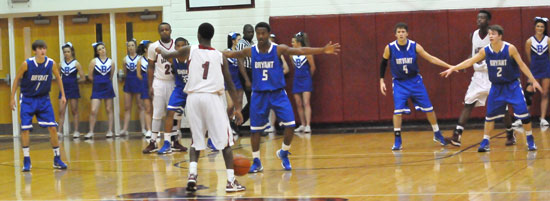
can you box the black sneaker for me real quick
[172,140,188,152]
[187,174,198,192]
[449,129,462,147]
[505,130,516,146]
[142,141,158,154]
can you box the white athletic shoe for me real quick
[265,126,275,133]
[304,125,311,133]
[145,130,152,138]
[541,118,549,127]
[294,125,305,133]
[106,131,113,138]
[72,131,80,138]
[119,130,128,136]
[141,128,147,135]
[84,132,94,139]
[512,119,522,127]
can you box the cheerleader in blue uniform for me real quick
[137,40,153,137]
[85,42,116,139]
[525,17,550,127]
[291,32,315,133]
[120,40,144,136]
[58,42,86,139]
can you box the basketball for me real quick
[233,155,251,176]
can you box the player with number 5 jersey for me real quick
[379,22,453,151]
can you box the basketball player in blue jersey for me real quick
[524,17,550,127]
[120,40,144,136]
[160,37,189,154]
[441,25,542,152]
[58,42,85,139]
[223,22,340,172]
[10,40,68,171]
[380,22,452,150]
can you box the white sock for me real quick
[189,162,198,175]
[151,132,159,141]
[394,128,401,132]
[53,147,60,156]
[164,132,172,141]
[281,143,291,151]
[22,147,30,157]
[227,169,235,182]
[252,151,260,159]
[526,130,533,136]
[483,135,490,139]
[456,125,464,130]
[432,124,440,132]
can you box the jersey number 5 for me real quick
[262,70,268,81]
[202,62,210,80]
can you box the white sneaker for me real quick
[304,125,311,133]
[265,126,275,133]
[141,128,147,135]
[106,131,113,138]
[294,125,305,133]
[145,130,152,138]
[72,131,80,138]
[57,132,63,137]
[512,119,522,127]
[119,130,128,136]
[84,132,94,139]
[541,118,549,127]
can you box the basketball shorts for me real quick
[20,95,57,130]
[464,71,491,107]
[186,93,234,150]
[167,87,187,114]
[250,89,296,132]
[392,74,433,115]
[152,79,175,119]
[486,80,529,122]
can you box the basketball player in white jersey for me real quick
[158,22,245,192]
[142,22,187,154]
[445,10,515,146]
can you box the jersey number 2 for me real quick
[164,64,171,75]
[202,62,210,80]
[497,67,502,77]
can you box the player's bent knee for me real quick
[521,118,531,125]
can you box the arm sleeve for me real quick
[380,58,388,78]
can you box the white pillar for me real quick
[8,17,19,137]
[58,15,70,137]
[110,12,121,135]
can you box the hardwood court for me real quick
[0,128,549,200]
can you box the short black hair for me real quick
[32,40,47,51]
[175,37,188,45]
[137,43,150,55]
[394,22,408,32]
[243,24,253,32]
[198,23,215,40]
[158,22,171,32]
[488,24,504,35]
[479,10,492,20]
[255,22,271,33]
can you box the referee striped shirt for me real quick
[236,38,254,69]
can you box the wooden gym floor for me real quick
[0,128,549,200]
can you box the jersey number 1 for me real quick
[202,62,210,80]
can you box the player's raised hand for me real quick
[380,79,387,96]
[323,41,341,55]
[531,79,543,93]
[234,111,243,125]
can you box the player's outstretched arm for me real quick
[222,56,243,125]
[157,46,191,61]
[222,47,252,59]
[379,45,390,96]
[279,41,340,56]
[440,49,486,77]
[10,61,28,110]
[510,44,542,92]
[416,44,451,68]
[52,61,66,106]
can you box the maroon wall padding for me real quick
[410,10,452,120]
[269,6,549,124]
[520,6,550,117]
[269,16,305,123]
[375,12,414,121]
[447,9,485,118]
[339,13,379,121]
[304,15,343,123]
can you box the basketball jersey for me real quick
[140,56,148,72]
[389,40,419,80]
[172,58,189,88]
[93,57,112,83]
[148,40,175,81]
[472,29,490,71]
[184,45,224,94]
[530,35,550,66]
[251,43,285,91]
[60,59,78,85]
[21,57,53,97]
[292,55,311,78]
[484,42,519,84]
[125,55,139,78]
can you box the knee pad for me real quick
[521,118,531,125]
